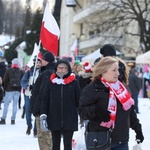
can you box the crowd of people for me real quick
[0,44,145,150]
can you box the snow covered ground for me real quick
[0,97,149,150]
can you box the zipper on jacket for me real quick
[61,84,64,129]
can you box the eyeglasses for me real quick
[57,67,68,71]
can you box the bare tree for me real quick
[98,0,150,53]
[3,0,25,37]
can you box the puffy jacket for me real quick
[40,59,81,131]
[78,79,142,143]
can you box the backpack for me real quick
[9,68,22,87]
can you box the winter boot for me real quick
[26,125,32,135]
[11,120,15,125]
[21,107,25,119]
[33,130,37,138]
[0,119,6,124]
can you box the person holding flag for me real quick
[30,52,56,150]
[21,56,42,137]
[30,3,60,149]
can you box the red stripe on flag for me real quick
[38,52,43,60]
[40,22,58,56]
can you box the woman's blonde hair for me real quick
[92,56,118,81]
[72,64,83,75]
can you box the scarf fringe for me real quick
[100,120,114,128]
[122,98,134,110]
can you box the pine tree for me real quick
[24,8,43,55]
[0,0,4,34]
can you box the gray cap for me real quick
[12,58,20,66]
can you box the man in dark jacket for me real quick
[129,68,141,113]
[30,52,55,150]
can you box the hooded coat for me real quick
[40,59,81,131]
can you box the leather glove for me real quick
[29,85,33,91]
[40,114,48,132]
[136,130,144,143]
[95,103,110,122]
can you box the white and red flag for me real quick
[40,5,60,56]
[70,38,78,57]
[27,43,42,68]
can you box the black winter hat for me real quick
[42,52,55,63]
[94,57,101,65]
[100,44,116,57]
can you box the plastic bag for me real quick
[72,126,86,150]
[133,143,142,150]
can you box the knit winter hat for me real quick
[100,44,116,57]
[74,59,80,65]
[42,52,55,63]
[11,58,20,66]
[84,62,92,73]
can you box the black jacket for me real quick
[128,72,141,95]
[40,59,81,131]
[30,62,55,116]
[3,67,24,92]
[78,79,142,143]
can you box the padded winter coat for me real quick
[78,79,142,144]
[40,59,81,131]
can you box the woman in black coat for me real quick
[40,59,81,150]
[78,57,144,150]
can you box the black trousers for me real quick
[51,130,74,150]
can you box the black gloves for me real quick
[136,130,144,143]
[95,103,110,122]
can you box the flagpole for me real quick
[32,41,41,86]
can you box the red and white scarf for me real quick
[100,77,134,129]
[50,73,75,85]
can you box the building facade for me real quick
[59,0,141,61]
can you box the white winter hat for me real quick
[84,62,92,73]
[12,58,20,66]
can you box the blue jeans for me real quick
[2,91,20,120]
[111,142,128,150]
[24,95,36,131]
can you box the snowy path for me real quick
[0,97,149,150]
